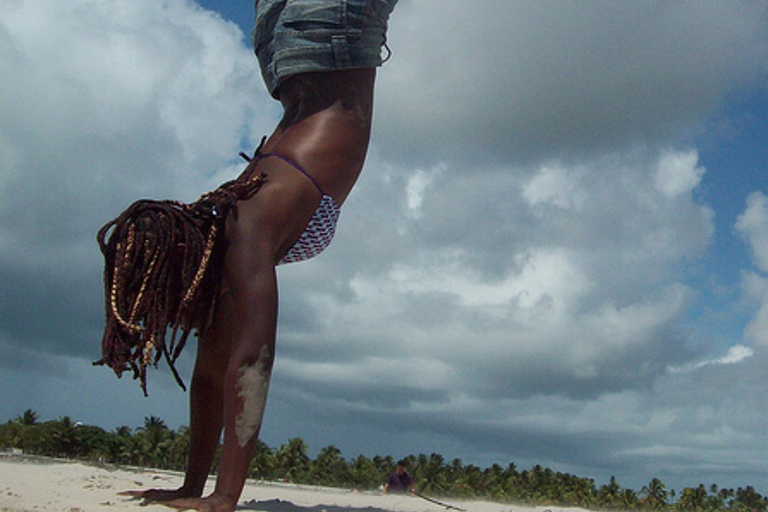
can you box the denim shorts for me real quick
[253,0,398,98]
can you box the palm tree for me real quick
[74,424,109,461]
[555,473,597,507]
[50,416,79,458]
[16,409,39,426]
[418,453,449,495]
[0,420,23,450]
[447,459,475,498]
[349,454,378,490]
[166,425,190,471]
[482,464,509,501]
[312,445,349,487]
[641,477,669,509]
[620,488,639,509]
[598,475,623,508]
[103,425,138,465]
[468,464,488,496]
[717,487,736,510]
[678,484,709,512]
[137,416,171,467]
[249,440,276,480]
[276,437,310,482]
[732,486,767,512]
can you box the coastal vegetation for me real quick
[1,410,765,512]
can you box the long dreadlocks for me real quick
[95,145,267,395]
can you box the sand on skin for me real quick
[0,454,587,512]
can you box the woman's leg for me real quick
[165,68,377,512]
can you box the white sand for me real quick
[0,454,585,512]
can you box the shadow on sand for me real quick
[239,498,394,512]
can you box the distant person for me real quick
[383,460,414,494]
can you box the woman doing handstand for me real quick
[108,1,399,511]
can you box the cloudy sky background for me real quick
[3,0,768,494]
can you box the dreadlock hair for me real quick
[95,143,268,395]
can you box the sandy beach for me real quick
[0,454,585,512]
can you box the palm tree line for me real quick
[1,410,765,512]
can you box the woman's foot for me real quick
[165,493,237,512]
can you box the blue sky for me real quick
[2,0,768,497]
[685,92,768,341]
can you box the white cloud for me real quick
[736,192,768,347]
[522,164,588,212]
[276,146,713,405]
[670,344,755,373]
[385,246,590,312]
[405,164,443,220]
[654,150,705,197]
[716,345,754,365]
[741,272,768,348]
[736,191,768,272]
[378,0,768,162]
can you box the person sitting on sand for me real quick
[383,460,414,494]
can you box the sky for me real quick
[2,0,768,496]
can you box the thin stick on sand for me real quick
[412,491,467,511]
